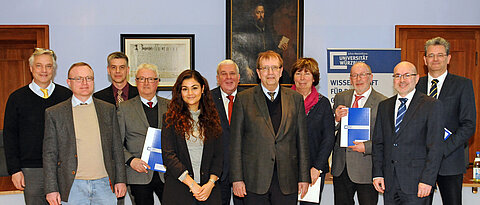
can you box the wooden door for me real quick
[0,25,49,191]
[396,25,480,164]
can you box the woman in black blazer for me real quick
[291,58,335,204]
[162,70,223,205]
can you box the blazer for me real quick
[416,73,476,175]
[306,94,335,174]
[161,114,223,205]
[331,88,387,184]
[43,98,126,202]
[229,85,310,195]
[117,95,170,184]
[93,83,139,105]
[211,86,245,182]
[372,91,444,194]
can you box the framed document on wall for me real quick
[121,34,194,90]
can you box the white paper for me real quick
[298,177,321,203]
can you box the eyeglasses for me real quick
[426,53,447,59]
[392,73,417,79]
[258,65,281,72]
[68,76,94,82]
[350,73,371,78]
[33,48,57,60]
[136,77,159,83]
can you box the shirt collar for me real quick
[353,86,372,98]
[428,70,448,84]
[140,95,158,107]
[71,95,93,107]
[220,88,237,100]
[396,88,416,102]
[261,84,280,100]
[112,83,129,98]
[29,80,55,98]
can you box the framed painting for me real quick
[120,34,194,90]
[227,0,304,85]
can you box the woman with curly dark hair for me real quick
[161,70,223,205]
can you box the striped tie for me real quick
[428,79,439,98]
[395,98,408,133]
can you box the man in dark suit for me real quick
[372,61,444,204]
[230,50,310,205]
[94,52,138,106]
[117,63,170,205]
[43,62,127,205]
[332,62,386,205]
[211,59,244,205]
[416,37,476,205]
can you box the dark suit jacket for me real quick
[306,94,335,174]
[332,88,387,184]
[93,83,138,105]
[416,73,476,175]
[230,85,310,195]
[372,91,444,194]
[161,114,223,205]
[211,86,245,182]
[43,98,126,202]
[117,95,169,184]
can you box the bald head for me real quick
[393,61,419,97]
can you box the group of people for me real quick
[2,36,475,205]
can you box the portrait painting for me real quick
[227,0,304,85]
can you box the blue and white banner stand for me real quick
[327,48,401,105]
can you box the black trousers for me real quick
[384,170,432,205]
[129,171,164,205]
[333,167,378,205]
[219,178,244,205]
[244,167,297,205]
[434,174,463,205]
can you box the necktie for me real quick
[395,98,408,133]
[40,88,48,99]
[147,102,153,108]
[227,95,234,125]
[429,79,439,98]
[352,95,364,108]
[80,103,88,105]
[267,92,276,102]
[116,89,124,107]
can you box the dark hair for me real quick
[291,58,320,86]
[165,70,222,141]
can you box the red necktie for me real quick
[352,95,364,108]
[227,95,234,124]
[147,102,153,108]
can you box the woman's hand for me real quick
[194,181,215,201]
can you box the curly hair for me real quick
[165,70,222,141]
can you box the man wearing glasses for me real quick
[372,61,444,204]
[117,63,170,205]
[230,50,310,204]
[332,62,386,205]
[416,37,476,205]
[94,52,138,107]
[3,48,72,204]
[43,62,127,204]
